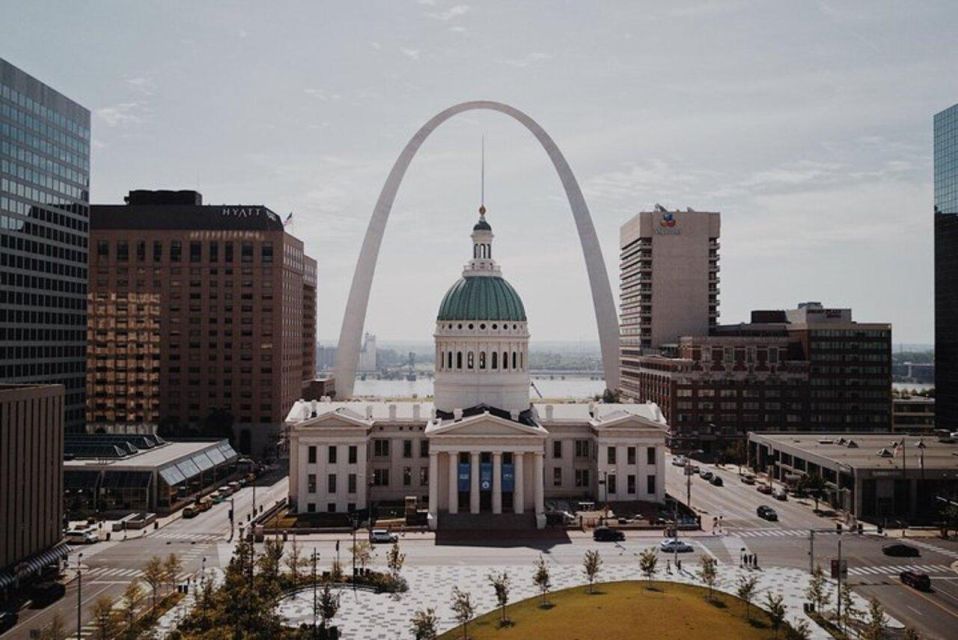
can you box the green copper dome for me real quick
[437,276,526,322]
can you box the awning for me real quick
[15,542,70,579]
[176,457,201,480]
[159,464,186,486]
[0,570,14,590]
[192,452,214,472]
[217,441,238,461]
[206,447,226,465]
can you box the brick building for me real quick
[87,190,316,455]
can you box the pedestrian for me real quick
[666,559,672,574]
[676,558,682,572]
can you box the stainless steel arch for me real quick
[333,100,620,398]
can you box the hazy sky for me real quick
[4,1,955,346]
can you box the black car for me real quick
[900,571,931,591]
[0,611,18,633]
[756,505,778,521]
[883,543,920,558]
[700,471,714,481]
[30,581,66,607]
[709,475,724,487]
[593,527,625,542]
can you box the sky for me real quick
[3,0,955,347]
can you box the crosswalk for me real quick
[906,539,958,560]
[848,563,955,577]
[728,528,810,538]
[151,531,223,543]
[83,566,193,583]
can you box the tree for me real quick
[284,537,308,583]
[40,612,67,640]
[532,555,551,606]
[861,597,888,640]
[798,473,827,511]
[698,556,718,601]
[786,619,811,640]
[386,541,406,582]
[318,582,340,630]
[638,548,658,584]
[736,574,758,621]
[410,608,438,640]
[90,595,119,640]
[330,559,344,582]
[764,592,787,639]
[164,552,183,593]
[487,571,512,625]
[838,581,861,631]
[804,565,830,615]
[351,540,373,571]
[583,550,602,594]
[121,578,144,629]
[903,628,922,640]
[142,556,166,610]
[941,503,958,538]
[451,587,475,640]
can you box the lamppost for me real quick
[76,552,84,640]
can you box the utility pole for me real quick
[685,460,692,510]
[76,552,83,640]
[311,549,318,639]
[836,537,843,634]
[808,530,815,575]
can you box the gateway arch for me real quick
[333,100,620,398]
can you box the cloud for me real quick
[498,52,552,68]
[95,102,147,127]
[125,76,156,95]
[400,48,421,61]
[426,4,470,20]
[304,88,341,101]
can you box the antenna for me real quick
[481,134,485,208]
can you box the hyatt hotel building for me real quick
[88,190,316,455]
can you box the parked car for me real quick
[709,475,724,487]
[757,484,773,495]
[900,571,931,591]
[593,527,625,542]
[740,475,756,485]
[211,491,224,504]
[883,543,920,558]
[30,582,66,608]
[672,456,687,467]
[228,481,242,493]
[218,485,233,496]
[0,612,18,633]
[659,538,694,553]
[773,489,788,501]
[369,529,398,544]
[756,505,778,521]
[700,471,713,481]
[183,505,199,518]
[65,529,98,544]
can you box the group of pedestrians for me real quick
[711,515,725,535]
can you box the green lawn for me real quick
[438,581,781,640]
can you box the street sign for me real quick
[830,559,848,579]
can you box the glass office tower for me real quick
[0,58,91,430]
[935,103,958,431]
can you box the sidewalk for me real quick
[150,567,225,639]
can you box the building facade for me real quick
[0,384,68,593]
[892,396,936,434]
[0,58,91,431]
[290,208,668,529]
[88,190,316,455]
[620,207,720,397]
[934,103,958,431]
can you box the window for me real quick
[348,445,358,464]
[209,241,219,262]
[607,474,617,495]
[96,240,109,258]
[647,475,656,495]
[403,439,413,458]
[190,241,202,262]
[553,467,562,486]
[241,242,253,263]
[328,446,337,464]
[153,240,162,262]
[347,473,357,494]
[607,446,616,465]
[136,240,146,261]
[307,473,316,493]
[420,440,429,458]
[403,467,412,486]
[373,439,390,457]
[307,446,316,464]
[307,503,316,513]
[171,240,182,262]
[627,447,636,465]
[552,441,562,459]
[419,467,429,487]
[467,352,474,369]
[575,469,590,488]
[261,241,273,263]
[574,440,590,458]
[373,469,390,486]
[327,503,336,513]
[628,475,636,494]
[224,242,233,263]
[646,447,656,465]
[327,474,337,493]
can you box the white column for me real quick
[470,451,481,514]
[447,450,459,514]
[492,451,503,514]
[513,452,525,514]
[534,451,545,515]
[428,451,438,529]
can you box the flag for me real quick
[893,439,904,457]
[284,212,293,225]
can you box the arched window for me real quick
[479,351,486,369]
[512,351,517,369]
[491,351,498,369]
[457,351,462,369]
[503,351,508,370]
[447,351,453,369]
[520,351,524,369]
[467,352,474,369]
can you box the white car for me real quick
[65,529,98,544]
[659,538,694,553]
[369,528,398,544]
[671,456,687,467]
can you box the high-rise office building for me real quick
[0,58,91,431]
[88,190,316,455]
[934,103,958,430]
[620,207,720,399]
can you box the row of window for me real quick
[96,239,273,264]
[439,349,524,372]
[555,468,656,494]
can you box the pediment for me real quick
[426,412,547,438]
[592,413,666,432]
[297,409,372,431]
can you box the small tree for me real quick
[284,537,308,583]
[736,574,758,621]
[583,550,602,594]
[939,503,958,538]
[90,595,119,640]
[861,597,888,640]
[638,548,658,585]
[532,555,551,606]
[142,556,166,610]
[410,608,438,640]
[698,556,718,601]
[164,552,183,593]
[330,559,344,582]
[838,581,861,631]
[451,587,475,640]
[800,473,827,511]
[40,612,67,640]
[351,540,373,571]
[318,582,340,630]
[804,565,830,615]
[903,627,922,640]
[121,578,144,629]
[487,571,512,625]
[764,592,787,639]
[387,541,406,582]
[786,619,811,640]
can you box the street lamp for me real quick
[76,552,84,640]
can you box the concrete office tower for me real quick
[934,103,958,430]
[620,208,720,397]
[88,190,316,456]
[0,58,91,431]
[0,384,67,591]
[358,333,377,372]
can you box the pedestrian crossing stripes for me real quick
[728,528,809,538]
[151,532,222,542]
[906,539,958,560]
[83,566,193,582]
[847,563,954,577]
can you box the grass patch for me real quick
[438,581,778,640]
